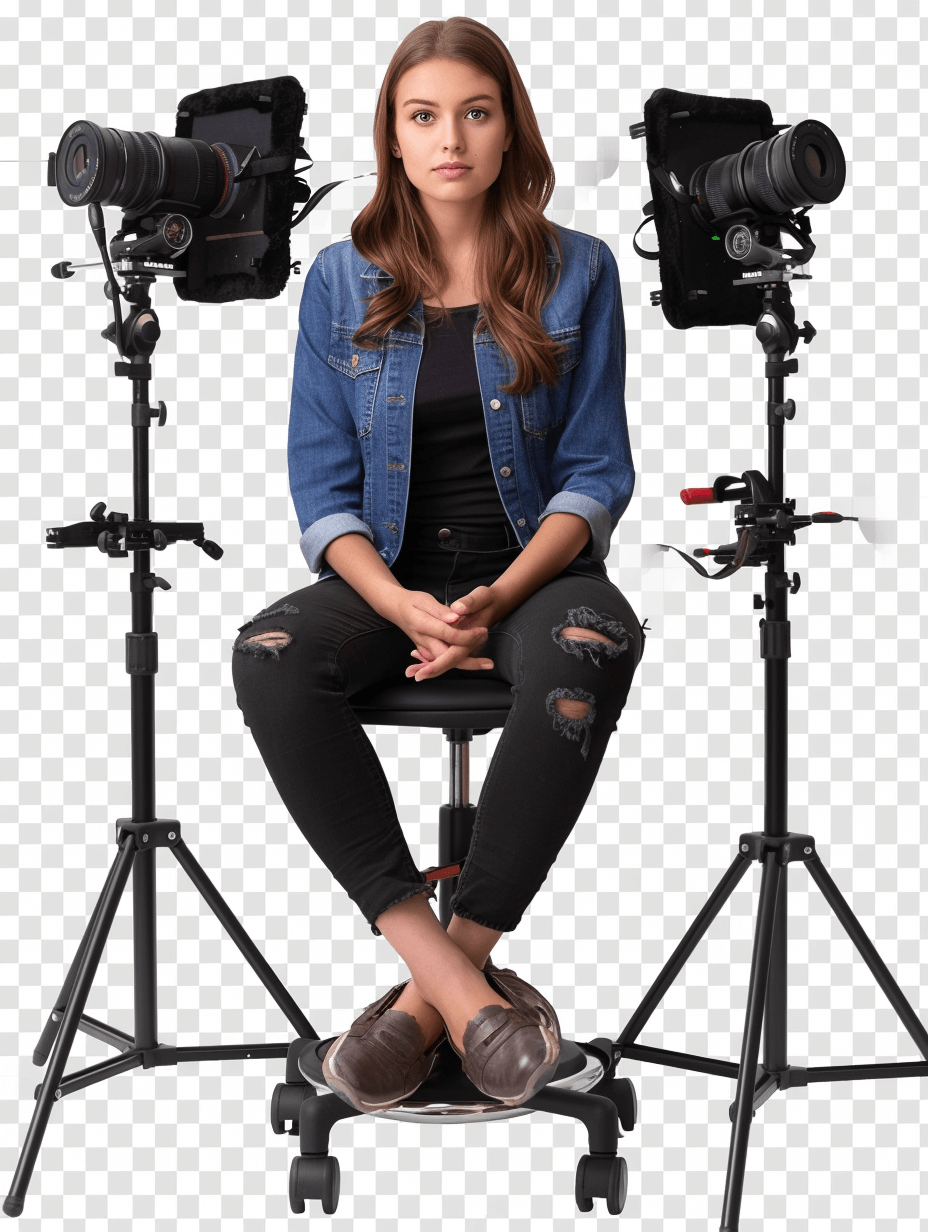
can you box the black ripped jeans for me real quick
[230,520,645,937]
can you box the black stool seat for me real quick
[349,673,513,731]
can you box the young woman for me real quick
[231,17,645,1115]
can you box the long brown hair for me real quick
[350,17,566,395]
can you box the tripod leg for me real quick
[719,851,782,1232]
[618,851,753,1046]
[170,837,315,1039]
[3,835,136,1218]
[805,853,928,1060]
[32,891,108,1066]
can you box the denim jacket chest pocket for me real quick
[518,324,582,437]
[326,321,383,437]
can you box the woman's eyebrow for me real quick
[401,94,495,108]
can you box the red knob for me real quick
[681,487,716,505]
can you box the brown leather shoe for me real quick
[322,979,445,1114]
[482,959,562,1046]
[445,964,561,1108]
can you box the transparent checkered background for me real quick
[1,3,926,1230]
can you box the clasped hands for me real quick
[389,584,504,681]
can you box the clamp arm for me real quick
[46,503,223,559]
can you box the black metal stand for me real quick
[4,209,316,1219]
[613,277,928,1230]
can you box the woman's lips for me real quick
[434,166,471,180]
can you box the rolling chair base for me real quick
[298,1031,609,1123]
[272,1033,636,1215]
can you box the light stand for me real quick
[611,253,928,1231]
[4,203,316,1219]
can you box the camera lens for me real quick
[805,145,825,177]
[689,118,845,227]
[53,120,238,218]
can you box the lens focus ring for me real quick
[748,141,790,214]
[112,129,164,212]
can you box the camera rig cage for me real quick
[629,86,817,329]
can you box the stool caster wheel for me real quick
[575,1154,627,1215]
[289,1154,340,1215]
[597,1076,638,1132]
[270,1081,316,1134]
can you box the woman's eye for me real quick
[411,109,488,124]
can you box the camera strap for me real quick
[289,171,377,232]
[655,524,761,580]
[632,205,659,261]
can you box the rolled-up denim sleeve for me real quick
[536,238,635,563]
[288,247,374,574]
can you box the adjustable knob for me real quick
[138,315,161,345]
[755,318,779,346]
[144,575,172,591]
[97,529,122,553]
[152,529,168,550]
[798,320,816,344]
[772,399,796,420]
[89,502,106,521]
[193,537,223,560]
[753,594,764,610]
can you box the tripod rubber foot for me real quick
[4,1195,25,1217]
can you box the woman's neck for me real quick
[418,196,483,307]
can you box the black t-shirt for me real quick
[399,303,507,536]
[391,302,608,582]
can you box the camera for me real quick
[630,91,847,329]
[48,76,313,303]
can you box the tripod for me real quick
[4,205,317,1218]
[612,274,928,1230]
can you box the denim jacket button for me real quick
[517,517,525,526]
[499,466,511,477]
[489,398,501,410]
[437,527,451,540]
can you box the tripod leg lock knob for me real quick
[758,618,791,660]
[126,631,158,675]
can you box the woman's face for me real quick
[390,57,512,219]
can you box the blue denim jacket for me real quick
[288,221,634,584]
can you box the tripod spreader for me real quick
[46,501,222,561]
